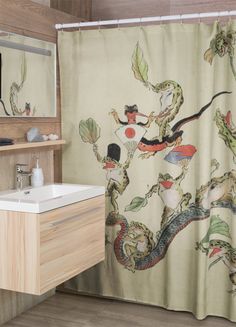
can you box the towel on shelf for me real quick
[0,138,14,146]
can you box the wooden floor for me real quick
[3,292,235,327]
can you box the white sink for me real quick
[0,184,105,213]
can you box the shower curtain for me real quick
[58,21,236,321]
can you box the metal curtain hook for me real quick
[159,15,162,25]
[117,19,120,29]
[180,14,183,24]
[198,13,201,24]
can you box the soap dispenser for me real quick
[31,157,44,187]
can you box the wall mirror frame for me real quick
[0,30,57,119]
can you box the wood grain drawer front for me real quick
[40,196,105,294]
[0,211,40,294]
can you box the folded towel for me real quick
[0,138,14,146]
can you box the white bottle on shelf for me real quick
[31,157,44,187]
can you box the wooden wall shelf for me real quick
[0,140,66,152]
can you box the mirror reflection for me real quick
[0,31,56,117]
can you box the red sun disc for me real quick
[125,127,136,139]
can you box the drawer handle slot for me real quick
[52,207,102,226]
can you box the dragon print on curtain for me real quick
[59,21,236,321]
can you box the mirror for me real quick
[0,31,56,117]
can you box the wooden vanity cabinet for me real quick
[0,195,105,295]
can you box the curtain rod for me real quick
[55,10,236,30]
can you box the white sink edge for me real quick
[0,183,105,213]
[0,183,103,197]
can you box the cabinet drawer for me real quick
[39,195,105,294]
[0,195,105,295]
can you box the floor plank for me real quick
[3,292,235,327]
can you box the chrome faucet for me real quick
[16,164,32,191]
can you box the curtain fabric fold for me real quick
[58,22,236,321]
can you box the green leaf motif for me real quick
[208,215,231,239]
[79,118,101,144]
[208,256,223,270]
[125,196,148,212]
[132,42,149,85]
[21,53,27,85]
[201,215,231,244]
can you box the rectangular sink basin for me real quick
[0,183,105,213]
